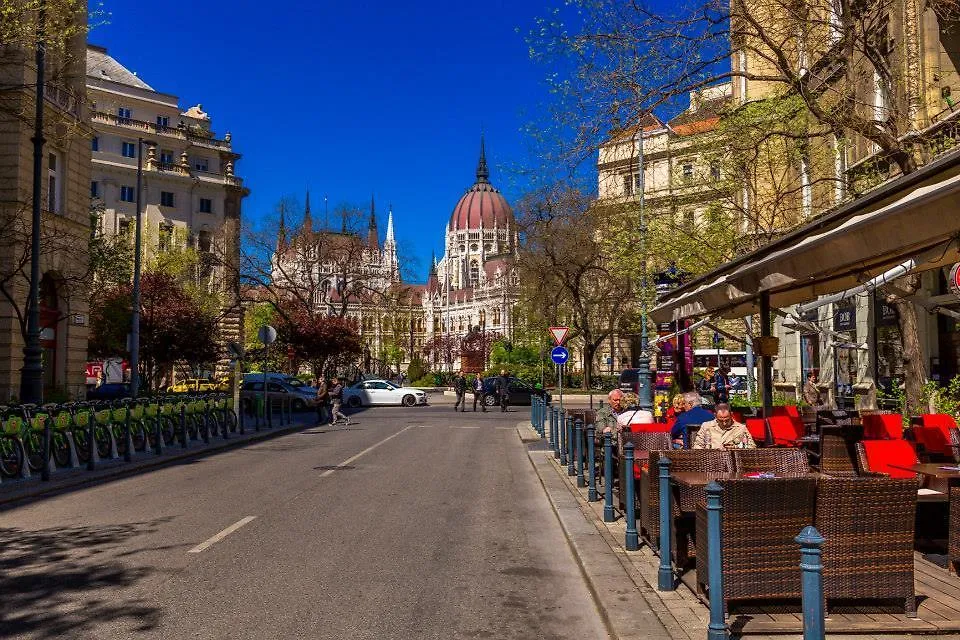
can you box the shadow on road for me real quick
[0,520,166,638]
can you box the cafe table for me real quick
[888,463,960,500]
[670,471,823,513]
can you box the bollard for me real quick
[706,481,728,640]
[559,409,567,466]
[531,398,536,430]
[658,456,674,590]
[587,424,597,501]
[123,406,132,462]
[179,403,188,448]
[797,526,826,640]
[624,443,639,551]
[575,419,586,488]
[540,399,547,438]
[551,407,559,459]
[603,431,614,521]
[566,415,576,476]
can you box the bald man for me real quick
[597,389,625,434]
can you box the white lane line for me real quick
[317,425,415,479]
[449,426,480,429]
[188,516,257,554]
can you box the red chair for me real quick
[855,440,920,479]
[731,411,745,423]
[912,414,959,458]
[861,413,904,440]
[772,405,801,420]
[768,416,804,446]
[629,422,672,433]
[745,418,769,444]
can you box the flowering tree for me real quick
[275,303,363,377]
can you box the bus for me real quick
[693,349,754,392]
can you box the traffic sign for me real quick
[549,326,569,345]
[551,346,570,365]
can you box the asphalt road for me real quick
[0,405,609,639]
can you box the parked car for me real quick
[243,373,317,395]
[342,379,427,407]
[86,383,131,401]
[166,378,218,393]
[480,377,550,406]
[618,368,644,395]
[240,380,317,412]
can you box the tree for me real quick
[422,334,461,372]
[275,305,362,377]
[514,185,638,389]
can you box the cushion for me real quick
[911,425,950,456]
[630,422,672,433]
[920,413,958,429]
[772,405,801,419]
[862,413,904,440]
[861,440,919,479]
[768,416,804,446]
[745,418,768,442]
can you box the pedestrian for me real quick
[329,376,350,425]
[315,376,330,425]
[453,370,468,412]
[698,367,715,403]
[496,369,511,413]
[802,371,825,409]
[472,373,486,412]
[712,367,731,404]
[693,403,755,450]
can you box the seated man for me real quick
[693,403,756,450]
[597,389,625,434]
[670,391,714,449]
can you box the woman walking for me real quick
[329,376,351,425]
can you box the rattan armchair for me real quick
[615,432,671,511]
[695,477,817,612]
[732,448,810,474]
[815,476,917,615]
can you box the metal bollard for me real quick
[587,424,597,501]
[180,403,188,448]
[797,526,826,640]
[603,431,614,521]
[706,481,727,640]
[549,406,557,457]
[575,419,586,488]
[567,415,576,476]
[540,399,547,437]
[624,443,639,551]
[658,456,674,590]
[531,398,537,430]
[559,409,567,466]
[123,407,132,462]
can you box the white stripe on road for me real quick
[317,424,415,479]
[188,516,257,554]
[450,426,480,429]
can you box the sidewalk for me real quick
[0,413,317,508]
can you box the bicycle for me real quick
[125,398,148,452]
[72,401,96,465]
[20,404,51,473]
[46,403,75,468]
[0,406,25,478]
[92,402,116,459]
[213,394,237,434]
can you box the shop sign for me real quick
[834,301,856,332]
[875,300,899,327]
[950,263,960,299]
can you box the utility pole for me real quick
[636,116,653,412]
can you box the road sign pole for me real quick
[559,363,563,413]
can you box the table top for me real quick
[671,471,821,487]
[888,463,960,479]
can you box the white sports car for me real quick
[343,379,428,407]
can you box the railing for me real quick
[91,111,232,150]
[44,82,83,120]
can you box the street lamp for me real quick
[129,138,156,398]
[636,118,653,412]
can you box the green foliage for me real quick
[406,355,428,382]
[88,203,133,295]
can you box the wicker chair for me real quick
[641,449,733,568]
[732,448,810,474]
[949,487,960,573]
[695,477,817,612]
[817,426,859,477]
[615,432,671,511]
[951,428,960,464]
[816,477,918,616]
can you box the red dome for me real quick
[448,137,514,231]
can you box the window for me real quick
[122,141,136,158]
[118,106,131,122]
[470,260,479,284]
[120,185,136,202]
[160,149,174,165]
[622,174,633,196]
[158,223,173,251]
[91,136,99,151]
[47,152,61,213]
[156,115,169,128]
[682,164,694,182]
[193,157,209,172]
[710,163,721,180]
[198,230,212,253]
[199,198,212,213]
[90,181,99,198]
[160,191,175,207]
[118,218,131,236]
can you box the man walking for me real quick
[315,376,330,425]
[329,376,350,425]
[453,371,468,412]
[496,369,511,413]
[472,373,486,412]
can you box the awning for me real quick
[651,151,960,322]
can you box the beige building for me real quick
[87,45,246,376]
[0,2,92,401]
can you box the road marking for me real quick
[449,425,480,429]
[188,516,257,554]
[317,425,415,479]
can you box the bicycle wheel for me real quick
[144,417,158,449]
[95,426,112,459]
[113,425,129,457]
[161,415,176,446]
[74,428,90,464]
[186,415,199,440]
[25,431,46,472]
[51,432,71,467]
[131,420,147,452]
[223,409,238,433]
[0,436,23,478]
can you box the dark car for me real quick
[86,383,131,401]
[480,376,550,406]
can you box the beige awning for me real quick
[651,153,960,322]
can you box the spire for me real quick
[302,190,313,233]
[277,205,287,251]
[385,205,395,245]
[476,134,490,184]
[367,194,379,249]
[429,251,437,276]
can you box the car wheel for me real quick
[347,396,362,408]
[402,394,416,407]
[483,394,497,406]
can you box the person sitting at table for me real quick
[665,394,685,421]
[616,399,654,433]
[693,403,756,450]
[597,389,626,434]
[670,391,714,449]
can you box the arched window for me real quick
[470,260,479,284]
[479,310,486,327]
[493,308,501,326]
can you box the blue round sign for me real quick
[551,346,570,365]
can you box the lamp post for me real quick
[129,138,156,399]
[19,1,47,405]
[636,117,653,412]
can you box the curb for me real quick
[0,417,316,508]
[522,442,673,640]
[516,420,542,443]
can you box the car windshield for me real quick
[286,378,306,388]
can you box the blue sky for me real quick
[91,0,567,282]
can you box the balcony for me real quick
[91,111,233,151]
